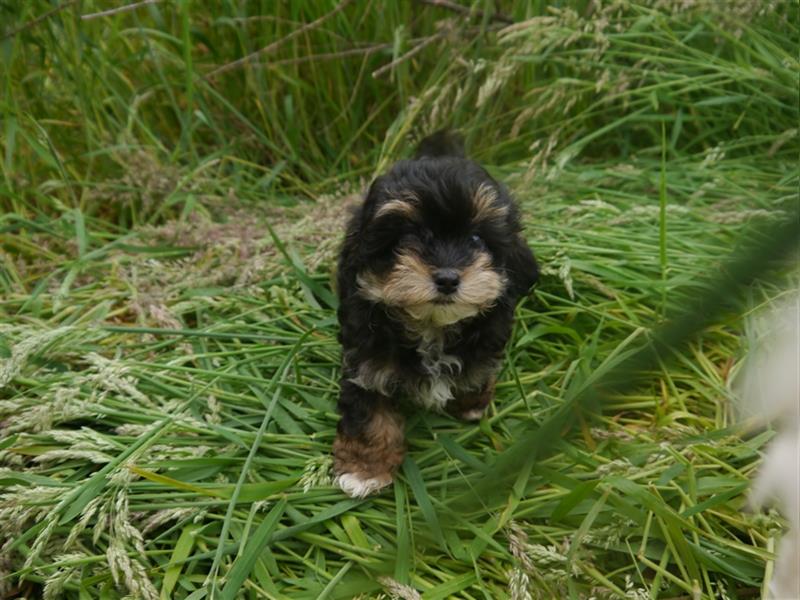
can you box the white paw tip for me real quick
[335,472,392,498]
[461,408,486,421]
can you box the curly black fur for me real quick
[333,130,538,496]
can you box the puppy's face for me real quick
[350,159,536,327]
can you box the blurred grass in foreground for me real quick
[1,1,799,598]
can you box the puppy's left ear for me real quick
[506,235,538,300]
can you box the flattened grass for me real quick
[2,156,795,598]
[1,1,798,598]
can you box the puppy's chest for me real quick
[412,332,462,411]
[350,328,494,410]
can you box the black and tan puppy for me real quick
[334,131,538,497]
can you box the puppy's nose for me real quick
[433,269,460,295]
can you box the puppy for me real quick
[332,131,538,498]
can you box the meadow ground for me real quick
[0,1,798,598]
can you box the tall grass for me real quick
[0,1,798,598]
[2,1,796,213]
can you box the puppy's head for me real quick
[348,158,537,327]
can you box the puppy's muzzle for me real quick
[433,268,460,296]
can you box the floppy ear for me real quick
[506,235,539,300]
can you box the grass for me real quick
[0,1,798,598]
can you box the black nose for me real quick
[433,269,460,295]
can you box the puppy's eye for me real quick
[470,234,484,246]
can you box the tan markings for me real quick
[357,252,437,307]
[472,182,508,222]
[456,252,507,308]
[333,403,406,487]
[374,198,418,220]
[355,271,385,303]
[358,251,506,326]
[406,303,478,327]
[405,252,506,326]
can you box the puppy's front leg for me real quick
[333,380,405,498]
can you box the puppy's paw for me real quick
[459,407,487,422]
[448,382,493,422]
[333,404,405,498]
[335,471,393,498]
